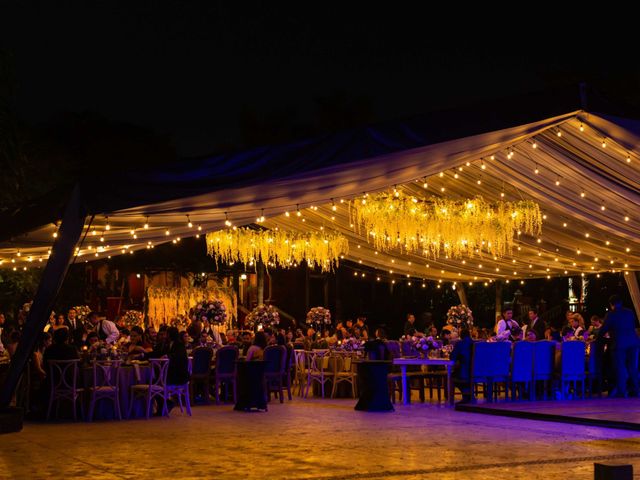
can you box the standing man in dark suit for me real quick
[450,328,473,403]
[527,309,546,342]
[65,308,85,348]
[403,314,417,336]
[598,294,640,398]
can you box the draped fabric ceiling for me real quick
[2,102,640,286]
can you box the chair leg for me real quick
[46,395,54,421]
[215,380,220,405]
[176,391,184,413]
[185,388,192,416]
[128,390,135,418]
[88,396,95,422]
[146,393,152,419]
[115,392,122,420]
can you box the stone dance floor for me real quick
[457,398,640,431]
[3,396,640,479]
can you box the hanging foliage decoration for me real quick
[206,228,349,272]
[351,192,542,258]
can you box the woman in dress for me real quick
[52,314,69,332]
[246,331,267,361]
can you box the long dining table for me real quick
[392,357,455,406]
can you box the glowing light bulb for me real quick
[557,130,562,137]
[602,139,607,148]
[625,216,630,222]
[532,140,537,149]
[579,123,584,132]
[627,154,632,163]
[423,182,428,189]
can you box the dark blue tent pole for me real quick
[0,185,86,408]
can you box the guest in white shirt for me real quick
[495,308,519,341]
[87,311,120,344]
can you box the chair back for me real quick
[533,341,556,379]
[587,341,604,376]
[48,359,80,395]
[470,342,493,380]
[215,345,239,376]
[511,341,534,382]
[364,340,386,360]
[307,350,329,375]
[385,340,402,359]
[148,358,170,389]
[191,347,214,375]
[561,341,586,377]
[491,342,513,378]
[92,360,121,390]
[264,345,286,375]
[401,340,417,357]
[332,351,356,374]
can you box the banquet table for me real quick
[393,358,455,406]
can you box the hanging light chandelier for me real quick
[351,192,542,259]
[206,228,349,272]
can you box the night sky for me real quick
[1,3,639,157]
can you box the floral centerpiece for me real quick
[170,314,190,330]
[73,305,92,321]
[446,304,473,328]
[245,304,280,330]
[400,335,442,356]
[306,306,332,325]
[192,299,227,325]
[122,310,144,328]
[332,337,363,352]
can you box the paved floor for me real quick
[2,396,640,479]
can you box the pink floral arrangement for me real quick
[245,304,280,330]
[192,300,227,325]
[306,306,332,325]
[446,304,473,327]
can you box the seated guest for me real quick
[374,328,387,341]
[356,316,369,338]
[43,328,79,367]
[128,326,153,358]
[180,331,191,347]
[345,319,354,334]
[293,329,306,349]
[303,328,316,350]
[196,331,214,348]
[450,328,474,404]
[85,332,100,349]
[569,313,585,338]
[147,327,169,358]
[588,315,603,340]
[403,314,417,336]
[117,328,131,347]
[6,330,21,357]
[166,327,189,386]
[52,314,69,332]
[30,332,52,416]
[240,331,253,356]
[32,332,52,380]
[285,330,294,345]
[145,326,158,345]
[246,331,268,361]
[426,325,439,338]
[526,330,537,342]
[510,326,523,342]
[263,327,276,346]
[527,309,546,342]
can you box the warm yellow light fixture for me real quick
[206,228,348,272]
[351,192,542,259]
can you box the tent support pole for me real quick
[257,261,265,306]
[624,272,640,321]
[0,186,86,409]
[456,283,468,306]
[495,281,503,319]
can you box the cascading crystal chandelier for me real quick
[206,228,349,272]
[351,192,542,258]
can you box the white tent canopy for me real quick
[2,110,640,284]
